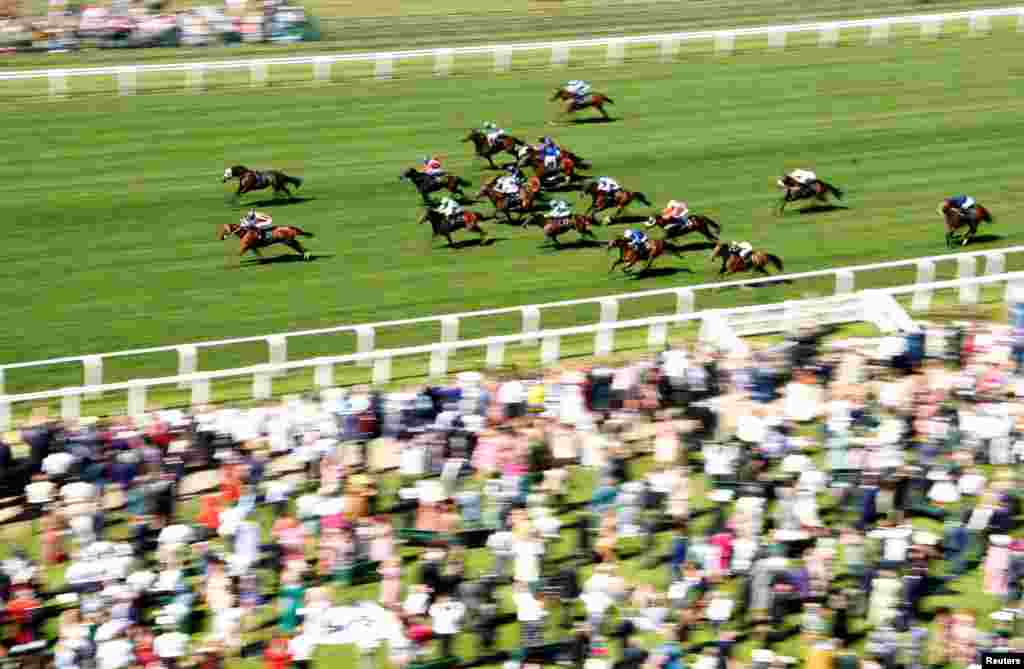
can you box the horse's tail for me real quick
[294,228,314,238]
[821,181,843,199]
[634,191,652,206]
[979,206,994,223]
[599,95,615,105]
[286,175,303,188]
[765,254,784,272]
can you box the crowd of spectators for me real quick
[0,318,1022,669]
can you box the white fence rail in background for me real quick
[2,272,1024,431]
[1,245,1021,397]
[0,6,1021,98]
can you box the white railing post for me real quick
[606,39,624,66]
[315,361,333,388]
[675,288,695,314]
[372,355,392,386]
[958,257,979,304]
[659,38,679,63]
[83,356,102,399]
[177,345,197,389]
[441,316,459,344]
[921,18,942,39]
[1018,9,1024,33]
[984,252,1005,276]
[251,61,267,87]
[191,375,210,407]
[551,45,569,68]
[268,335,287,377]
[429,349,448,379]
[912,260,936,311]
[117,66,137,96]
[253,371,272,400]
[486,341,505,368]
[594,326,614,357]
[494,48,511,73]
[541,335,560,366]
[127,382,146,422]
[818,24,839,47]
[374,53,394,80]
[835,269,855,295]
[61,389,81,425]
[868,20,889,45]
[48,69,67,100]
[521,306,541,344]
[969,14,991,37]
[648,322,668,350]
[714,32,735,55]
[768,29,786,49]
[356,325,375,367]
[433,49,453,77]
[599,298,619,325]
[187,63,205,93]
[0,399,8,433]
[314,56,331,84]
[915,259,936,284]
[1007,277,1024,304]
[782,301,799,335]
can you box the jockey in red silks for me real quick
[423,157,445,178]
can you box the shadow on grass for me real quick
[244,196,317,208]
[796,204,848,215]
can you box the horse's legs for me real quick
[598,104,610,120]
[609,257,623,274]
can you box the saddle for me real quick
[260,227,276,242]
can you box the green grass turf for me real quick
[3,28,1024,398]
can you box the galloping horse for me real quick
[477,177,543,225]
[400,168,472,204]
[419,209,487,247]
[776,175,844,214]
[710,243,784,276]
[219,222,314,260]
[463,130,526,169]
[607,237,681,275]
[222,166,303,201]
[582,182,652,221]
[534,214,598,247]
[645,214,721,242]
[551,88,614,121]
[518,145,591,186]
[940,202,994,247]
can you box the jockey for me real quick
[422,157,445,178]
[729,240,753,261]
[495,174,521,196]
[481,122,506,147]
[661,200,690,228]
[239,209,273,234]
[597,176,620,195]
[789,168,817,185]
[547,199,572,220]
[942,194,977,218]
[436,197,463,223]
[624,228,649,255]
[540,136,562,171]
[566,79,591,102]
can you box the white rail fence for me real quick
[1,245,1019,398]
[2,272,1023,431]
[2,6,1021,99]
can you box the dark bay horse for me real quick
[222,166,303,201]
[463,130,526,169]
[518,145,591,186]
[776,175,844,214]
[551,88,614,120]
[583,182,652,221]
[400,168,472,204]
[710,243,784,276]
[419,209,487,247]
[645,214,721,242]
[607,237,681,274]
[219,222,314,260]
[940,202,993,247]
[534,214,598,247]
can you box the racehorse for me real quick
[533,214,598,247]
[517,145,591,186]
[710,243,784,276]
[477,177,543,225]
[941,202,994,247]
[400,168,472,204]
[645,214,721,242]
[551,88,614,121]
[419,209,487,247]
[776,175,844,214]
[582,181,652,221]
[222,166,303,201]
[219,222,314,260]
[463,130,526,169]
[607,237,682,275]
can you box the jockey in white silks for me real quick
[597,176,620,194]
[547,200,572,220]
[436,197,463,223]
[789,169,817,185]
[565,80,592,103]
[482,122,506,147]
[239,209,273,234]
[729,241,754,261]
[495,175,521,196]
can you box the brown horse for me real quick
[710,243,784,276]
[940,201,994,248]
[535,214,598,247]
[219,222,314,260]
[222,166,303,202]
[477,177,543,225]
[607,237,681,275]
[463,130,526,169]
[400,168,472,204]
[582,182,652,221]
[645,214,721,242]
[776,175,844,214]
[551,88,614,121]
[419,208,487,247]
[517,145,591,186]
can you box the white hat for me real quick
[992,535,1011,546]
[753,650,775,663]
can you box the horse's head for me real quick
[645,216,658,228]
[551,89,566,101]
[777,175,795,189]
[219,223,238,240]
[399,168,416,182]
[223,166,243,182]
[463,130,482,143]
